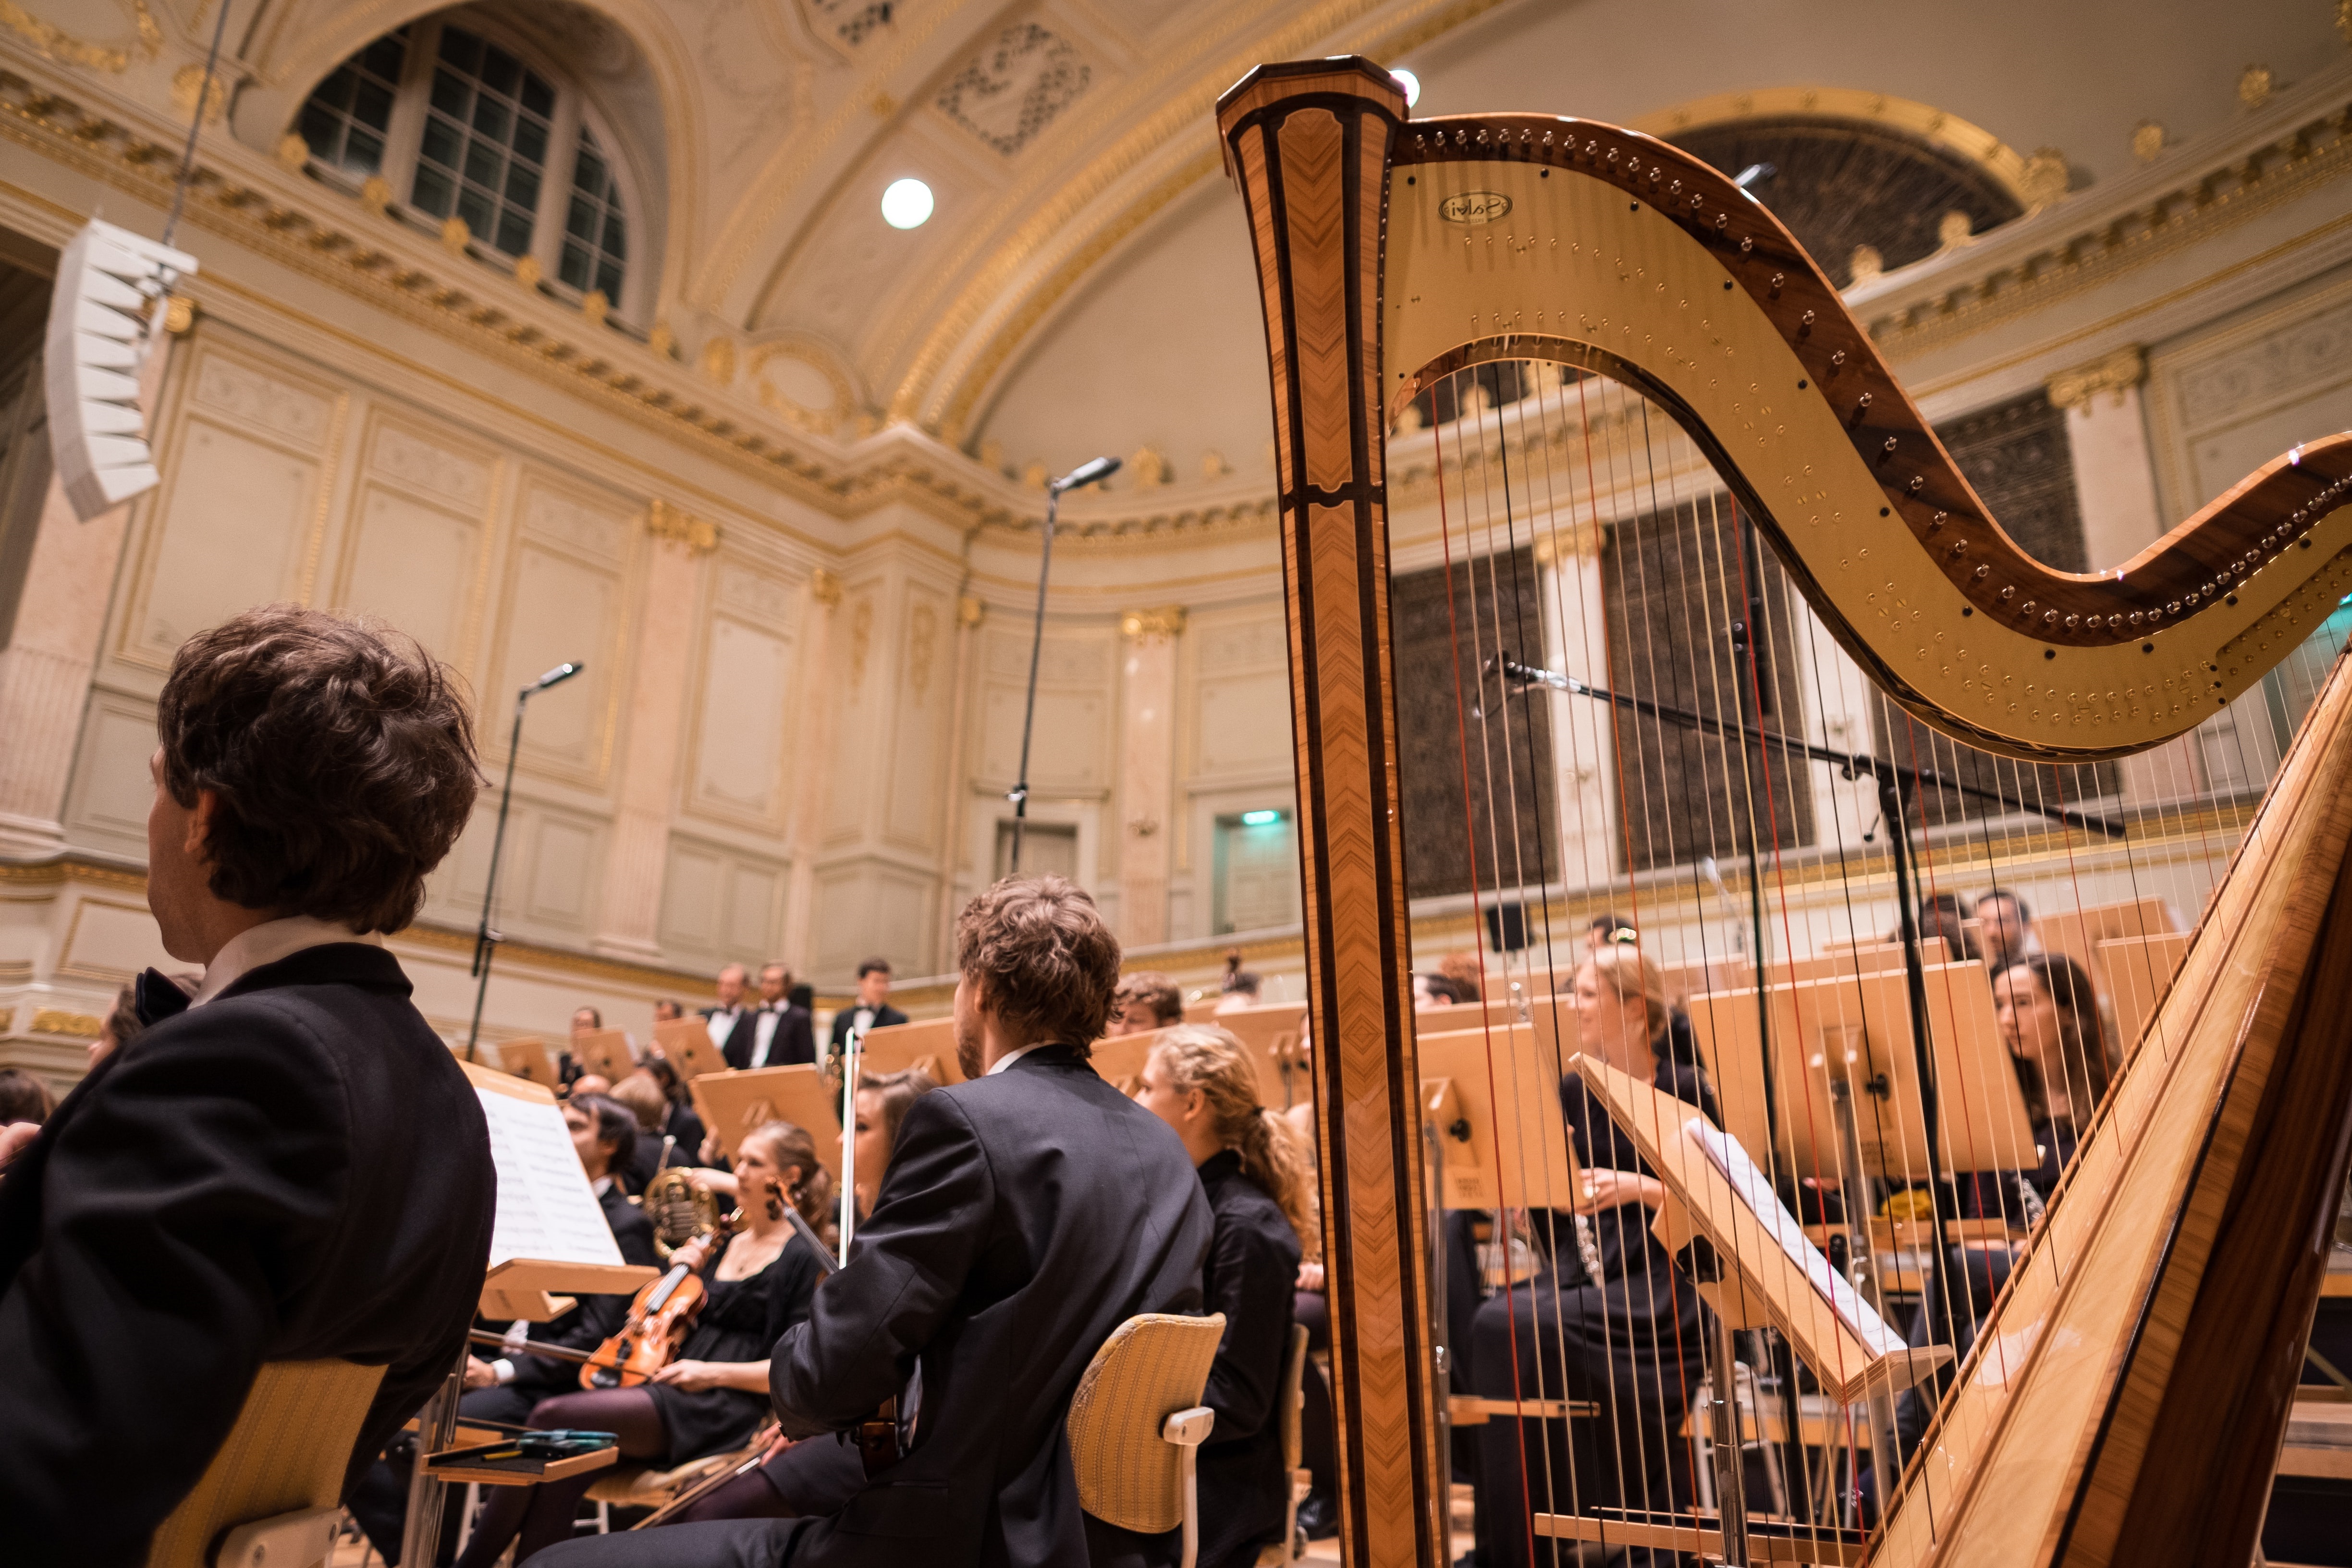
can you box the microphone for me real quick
[530,662,585,692]
[1050,456,1121,493]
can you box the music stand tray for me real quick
[1089,1029,1164,1095]
[690,1064,843,1176]
[1212,1002,1310,1111]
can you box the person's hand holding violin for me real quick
[668,1234,716,1274]
[463,1355,500,1390]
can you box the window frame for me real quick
[294,12,650,326]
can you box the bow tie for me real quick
[135,968,193,1026]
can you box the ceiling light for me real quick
[1391,69,1421,107]
[881,178,933,230]
[1241,809,1283,826]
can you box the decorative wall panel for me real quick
[132,417,318,663]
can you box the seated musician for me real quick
[464,1094,661,1417]
[1135,1025,1311,1568]
[1215,947,1262,1013]
[530,873,1216,1568]
[453,1119,832,1568]
[1110,969,1185,1033]
[0,604,494,1568]
[641,1054,710,1160]
[648,1067,942,1528]
[611,1069,696,1193]
[1470,944,1716,1568]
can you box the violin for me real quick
[579,1202,746,1390]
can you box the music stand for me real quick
[651,1017,730,1081]
[1415,1023,1581,1212]
[1213,1002,1310,1110]
[860,1016,966,1085]
[2099,931,2192,1061]
[1089,1029,1164,1095]
[689,1064,843,1178]
[571,1027,635,1082]
[493,1036,559,1090]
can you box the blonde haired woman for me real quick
[1136,1025,1312,1568]
[1469,943,1718,1568]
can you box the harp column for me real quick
[1217,61,1448,1568]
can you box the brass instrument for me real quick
[641,1164,721,1263]
[1218,57,2352,1568]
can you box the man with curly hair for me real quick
[0,604,497,1567]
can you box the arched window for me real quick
[294,15,642,321]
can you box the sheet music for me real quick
[477,1086,626,1269]
[1684,1117,1906,1357]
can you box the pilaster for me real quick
[1116,606,1185,946]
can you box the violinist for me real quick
[453,1120,831,1568]
[646,1068,942,1528]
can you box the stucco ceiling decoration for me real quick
[802,0,894,54]
[934,19,1090,158]
[891,0,1516,440]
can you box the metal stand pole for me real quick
[1006,486,1060,876]
[464,694,527,1062]
[1832,1080,1904,1525]
[838,1030,862,1256]
[1710,1310,1750,1565]
[399,1348,466,1567]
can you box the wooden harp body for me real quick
[1217,56,2352,1568]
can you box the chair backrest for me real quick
[1278,1321,1308,1472]
[1066,1313,1227,1533]
[145,1358,386,1568]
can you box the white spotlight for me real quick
[881,178,934,230]
[1391,68,1421,108]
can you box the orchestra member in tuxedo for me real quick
[1109,970,1183,1034]
[455,1121,832,1568]
[732,962,817,1070]
[703,964,752,1059]
[1135,1026,1310,1568]
[532,874,1215,1568]
[827,956,908,1054]
[0,604,494,1568]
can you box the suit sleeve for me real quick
[768,1093,992,1437]
[0,1014,348,1568]
[1199,1211,1299,1445]
[788,1011,816,1067]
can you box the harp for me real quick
[1218,58,2352,1568]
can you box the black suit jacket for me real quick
[769,1045,1214,1568]
[828,1001,910,1051]
[0,943,497,1568]
[701,1004,750,1059]
[726,1003,816,1071]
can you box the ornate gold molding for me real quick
[0,0,158,73]
[957,592,985,627]
[809,566,843,606]
[1531,523,1605,564]
[2046,345,2148,410]
[29,1007,100,1038]
[1119,606,1187,641]
[645,497,719,554]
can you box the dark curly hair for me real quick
[156,604,481,933]
[954,875,1122,1057]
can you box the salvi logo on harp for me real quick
[1438,190,1511,225]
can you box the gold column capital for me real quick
[645,498,719,555]
[809,567,844,607]
[1119,606,1187,642]
[1533,524,1604,564]
[2046,345,2147,411]
[957,592,986,627]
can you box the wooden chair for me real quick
[145,1359,386,1568]
[1255,1322,1313,1566]
[582,1442,762,1532]
[1066,1313,1228,1568]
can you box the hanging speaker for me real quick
[44,218,196,522]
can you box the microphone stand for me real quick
[1007,457,1119,873]
[465,663,583,1061]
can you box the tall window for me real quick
[297,29,407,176]
[560,128,626,299]
[410,27,553,259]
[292,14,639,315]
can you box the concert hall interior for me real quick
[3,2,2352,1567]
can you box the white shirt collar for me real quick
[591,1175,614,1196]
[985,1042,1046,1076]
[193,915,380,1007]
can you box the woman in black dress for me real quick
[453,1119,832,1566]
[1471,944,1716,1568]
[1135,1024,1312,1568]
[649,1067,942,1528]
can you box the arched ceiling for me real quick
[15,0,2347,505]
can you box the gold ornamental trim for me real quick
[28,1007,101,1038]
[1119,606,1188,641]
[0,0,158,73]
[646,498,720,555]
[2046,345,2148,411]
[1632,86,2037,206]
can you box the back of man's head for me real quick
[157,604,479,934]
[955,875,1122,1056]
